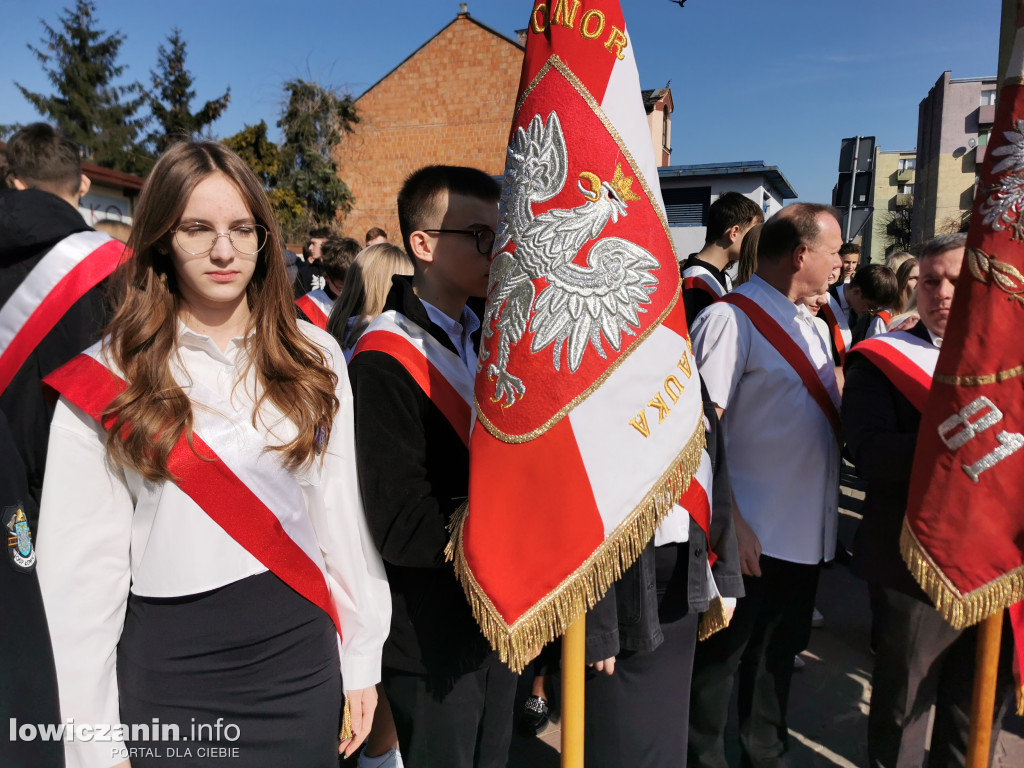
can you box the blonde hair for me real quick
[735,222,763,287]
[886,250,914,273]
[102,142,338,482]
[327,243,413,351]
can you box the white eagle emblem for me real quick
[480,112,660,407]
[981,119,1024,240]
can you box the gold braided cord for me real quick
[899,520,1024,630]
[934,362,1024,386]
[698,595,729,641]
[450,416,707,673]
[339,698,353,742]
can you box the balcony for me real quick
[979,104,995,126]
[894,194,913,209]
[896,169,914,184]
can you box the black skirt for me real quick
[117,570,342,767]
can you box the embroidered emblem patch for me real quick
[4,504,36,572]
[314,424,327,456]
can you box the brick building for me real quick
[335,9,524,241]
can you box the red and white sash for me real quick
[820,294,852,364]
[682,264,728,301]
[350,310,475,447]
[847,331,938,412]
[296,289,332,330]
[43,348,344,638]
[876,309,893,326]
[0,231,125,395]
[655,444,713,558]
[722,293,842,444]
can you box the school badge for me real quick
[4,504,36,572]
[449,0,706,672]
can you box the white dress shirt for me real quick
[36,320,390,767]
[691,275,841,565]
[422,300,481,371]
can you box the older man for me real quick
[688,203,843,768]
[841,232,1012,768]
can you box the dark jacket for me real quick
[841,322,932,600]
[348,276,490,677]
[681,254,729,327]
[0,189,106,528]
[0,411,64,767]
[293,258,325,298]
[585,382,744,662]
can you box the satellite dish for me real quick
[968,137,978,149]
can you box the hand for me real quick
[589,657,616,675]
[724,603,737,625]
[339,685,378,758]
[733,509,762,578]
[890,315,919,332]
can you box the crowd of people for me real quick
[0,122,1015,768]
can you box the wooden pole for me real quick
[561,613,586,768]
[966,611,1004,768]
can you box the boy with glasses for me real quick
[348,165,515,768]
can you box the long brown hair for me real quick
[102,141,338,482]
[326,243,413,350]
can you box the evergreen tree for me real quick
[146,29,230,154]
[276,79,359,240]
[16,0,149,173]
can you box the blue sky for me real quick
[0,0,1000,205]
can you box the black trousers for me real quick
[867,584,1013,768]
[383,653,517,768]
[688,556,820,768]
[585,611,700,768]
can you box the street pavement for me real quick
[507,468,1024,767]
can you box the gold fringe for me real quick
[339,697,353,741]
[1018,684,1024,717]
[900,520,1024,630]
[449,416,707,673]
[698,595,729,641]
[444,501,469,564]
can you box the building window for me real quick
[897,183,914,195]
[898,158,916,171]
[981,89,997,106]
[978,127,991,147]
[662,186,711,227]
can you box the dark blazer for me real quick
[585,381,744,662]
[841,322,932,600]
[348,276,490,677]
[0,189,105,528]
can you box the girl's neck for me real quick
[178,302,251,351]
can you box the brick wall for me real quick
[335,14,524,243]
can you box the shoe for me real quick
[520,695,550,734]
[811,608,824,628]
[793,654,805,670]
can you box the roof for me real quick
[641,88,670,114]
[658,161,798,200]
[83,162,144,192]
[356,10,524,101]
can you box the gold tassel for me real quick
[698,595,729,641]
[449,417,707,673]
[1017,683,1024,717]
[900,521,1024,630]
[444,501,469,563]
[339,697,353,742]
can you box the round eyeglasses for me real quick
[421,228,496,255]
[173,223,268,256]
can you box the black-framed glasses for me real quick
[421,228,495,255]
[173,223,268,256]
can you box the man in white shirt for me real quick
[687,203,842,768]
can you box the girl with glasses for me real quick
[36,142,389,767]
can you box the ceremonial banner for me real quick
[901,6,1024,699]
[449,0,706,671]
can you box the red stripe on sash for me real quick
[43,354,343,638]
[683,275,723,302]
[847,339,932,413]
[877,310,893,326]
[295,295,329,330]
[820,302,847,364]
[351,330,472,448]
[722,294,841,445]
[0,239,125,395]
[679,475,714,565]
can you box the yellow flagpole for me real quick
[966,612,1004,768]
[561,614,586,768]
